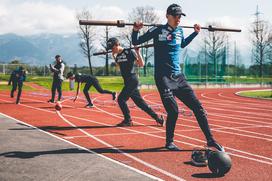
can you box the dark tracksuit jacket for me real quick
[115,49,159,122]
[132,23,214,143]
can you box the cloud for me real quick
[89,5,126,20]
[0,1,77,35]
[0,1,128,35]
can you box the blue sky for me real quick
[0,0,271,65]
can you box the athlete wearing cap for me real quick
[107,37,164,127]
[66,72,116,107]
[132,4,224,151]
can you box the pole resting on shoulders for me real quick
[93,44,154,56]
[79,19,242,32]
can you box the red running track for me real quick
[0,87,271,180]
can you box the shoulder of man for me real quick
[124,49,137,60]
[147,25,163,34]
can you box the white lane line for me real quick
[146,97,272,122]
[93,103,272,165]
[222,91,272,101]
[62,124,272,140]
[201,100,272,112]
[0,95,183,180]
[56,111,185,181]
[63,131,165,139]
[109,112,272,139]
[126,110,272,142]
[21,92,272,125]
[144,94,272,124]
[174,125,272,134]
[39,93,272,165]
[0,112,162,181]
[91,102,272,164]
[2,93,272,140]
[1,95,272,165]
[201,92,271,107]
[143,94,272,125]
[203,106,272,119]
[141,95,272,140]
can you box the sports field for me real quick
[1,83,271,180]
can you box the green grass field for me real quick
[30,76,124,92]
[238,90,272,99]
[1,74,271,92]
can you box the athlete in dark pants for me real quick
[132,4,223,151]
[106,37,164,127]
[67,72,116,107]
[8,66,26,104]
[48,55,65,103]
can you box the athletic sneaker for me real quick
[155,115,164,127]
[112,92,117,101]
[165,142,181,151]
[47,99,54,103]
[207,139,225,152]
[116,120,132,127]
[85,103,94,108]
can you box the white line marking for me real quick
[0,112,162,181]
[1,95,272,165]
[141,95,272,141]
[56,111,185,181]
[143,94,272,124]
[201,92,271,107]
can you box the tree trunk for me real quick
[106,53,109,76]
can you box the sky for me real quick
[0,0,272,65]
[0,0,271,35]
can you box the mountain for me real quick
[0,33,253,67]
[0,33,94,66]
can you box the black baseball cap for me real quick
[106,37,119,50]
[167,4,186,16]
[55,54,61,59]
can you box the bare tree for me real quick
[98,26,111,76]
[250,6,272,78]
[127,6,160,76]
[76,10,95,75]
[119,27,133,47]
[202,22,229,77]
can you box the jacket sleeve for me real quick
[132,26,158,45]
[60,63,65,74]
[181,31,198,48]
[50,64,59,73]
[59,63,65,80]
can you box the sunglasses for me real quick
[173,14,182,19]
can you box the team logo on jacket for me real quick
[159,29,170,41]
[167,34,172,41]
[175,32,182,44]
[116,53,128,63]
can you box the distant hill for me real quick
[0,33,94,66]
[0,33,253,68]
